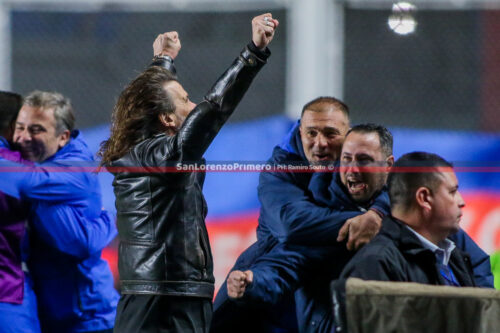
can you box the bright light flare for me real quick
[388,2,417,35]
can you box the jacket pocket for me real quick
[116,210,153,242]
[119,242,166,281]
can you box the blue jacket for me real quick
[255,121,389,245]
[246,171,391,302]
[244,171,391,333]
[0,131,119,333]
[247,173,493,333]
[215,121,493,333]
[212,121,389,332]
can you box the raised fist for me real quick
[153,31,181,60]
[252,13,279,49]
[227,270,253,299]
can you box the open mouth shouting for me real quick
[346,178,367,196]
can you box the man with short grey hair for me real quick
[14,91,75,162]
[0,90,119,332]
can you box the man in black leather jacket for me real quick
[99,13,279,333]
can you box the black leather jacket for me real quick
[110,43,270,298]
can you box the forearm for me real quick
[1,169,94,202]
[259,170,362,245]
[204,42,269,113]
[0,150,96,201]
[31,205,117,259]
[281,203,362,245]
[239,244,308,305]
[177,43,270,160]
[370,190,391,216]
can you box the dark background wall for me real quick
[344,8,485,131]
[11,8,500,133]
[12,9,287,129]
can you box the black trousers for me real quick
[114,294,212,333]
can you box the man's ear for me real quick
[57,130,71,148]
[415,187,433,213]
[159,113,177,129]
[386,155,395,168]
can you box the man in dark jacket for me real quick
[224,124,394,332]
[211,98,392,332]
[212,111,396,332]
[222,125,493,333]
[341,152,476,285]
[332,152,478,332]
[98,14,279,333]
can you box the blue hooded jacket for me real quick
[214,121,493,333]
[255,121,389,245]
[0,131,119,332]
[249,123,493,333]
[212,121,389,332]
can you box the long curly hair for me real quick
[99,66,177,165]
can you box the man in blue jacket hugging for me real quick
[214,113,493,332]
[213,99,391,332]
[0,91,119,332]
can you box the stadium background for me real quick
[1,0,499,291]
